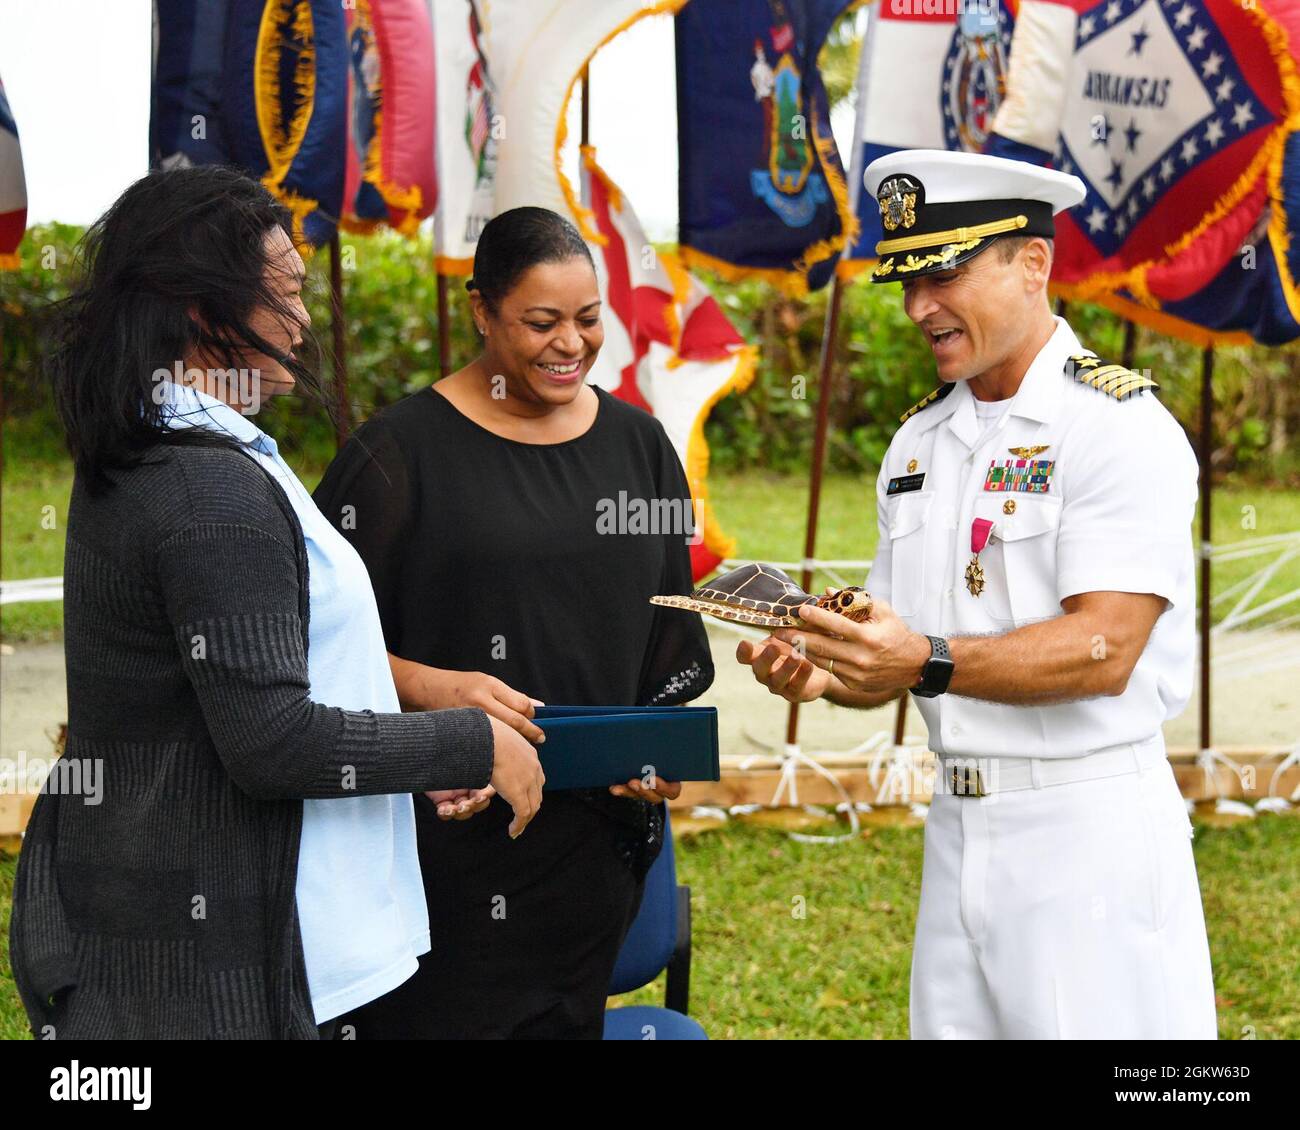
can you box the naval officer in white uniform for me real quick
[738,149,1217,1040]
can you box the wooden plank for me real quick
[1,758,1293,837]
[0,791,39,838]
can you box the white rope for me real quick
[1211,626,1300,666]
[1209,532,1300,562]
[1213,649,1300,681]
[1216,546,1297,626]
[1213,587,1300,634]
[1196,747,1252,802]
[0,577,64,606]
[1266,742,1300,803]
[772,746,863,844]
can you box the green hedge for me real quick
[3,223,1297,481]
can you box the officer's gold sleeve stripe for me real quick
[1108,374,1154,396]
[1096,367,1137,393]
[1065,353,1159,400]
[876,214,1029,255]
[1110,375,1159,399]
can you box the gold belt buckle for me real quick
[949,763,987,798]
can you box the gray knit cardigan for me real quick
[9,442,494,1039]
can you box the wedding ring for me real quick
[827,659,835,678]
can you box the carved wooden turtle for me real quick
[650,563,873,628]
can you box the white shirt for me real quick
[871,317,1198,758]
[158,384,430,1021]
[972,395,1013,437]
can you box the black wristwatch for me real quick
[911,635,954,698]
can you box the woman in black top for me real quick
[314,207,713,1039]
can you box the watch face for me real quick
[918,637,954,696]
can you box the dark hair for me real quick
[996,234,1055,264]
[467,206,594,312]
[49,165,326,493]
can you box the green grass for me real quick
[619,814,1300,1040]
[4,451,1299,640]
[0,852,27,1041]
[1,458,76,641]
[4,814,1298,1039]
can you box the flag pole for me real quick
[784,4,883,751]
[581,65,590,147]
[1121,317,1137,369]
[436,273,452,378]
[432,12,452,381]
[786,275,845,746]
[328,232,353,448]
[1198,345,1214,759]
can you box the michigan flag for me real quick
[677,0,859,295]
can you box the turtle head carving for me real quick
[821,585,873,623]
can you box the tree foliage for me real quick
[2,224,1296,483]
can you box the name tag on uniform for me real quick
[887,472,926,495]
[983,459,1054,493]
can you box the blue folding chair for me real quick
[603,809,706,1040]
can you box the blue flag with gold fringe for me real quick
[676,0,858,296]
[151,0,349,248]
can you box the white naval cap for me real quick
[862,149,1087,282]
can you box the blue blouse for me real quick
[159,383,430,1022]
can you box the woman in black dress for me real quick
[314,207,714,1039]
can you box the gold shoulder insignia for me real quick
[899,382,956,424]
[1065,353,1159,401]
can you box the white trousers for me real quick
[910,736,1217,1039]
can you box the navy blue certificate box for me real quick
[531,705,720,791]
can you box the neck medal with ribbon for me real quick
[966,518,994,597]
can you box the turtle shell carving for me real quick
[650,563,873,628]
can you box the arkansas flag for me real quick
[0,74,26,269]
[840,2,1017,278]
[987,0,1300,345]
[582,148,758,580]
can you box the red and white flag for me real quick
[581,148,757,580]
[430,2,758,576]
[0,73,27,269]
